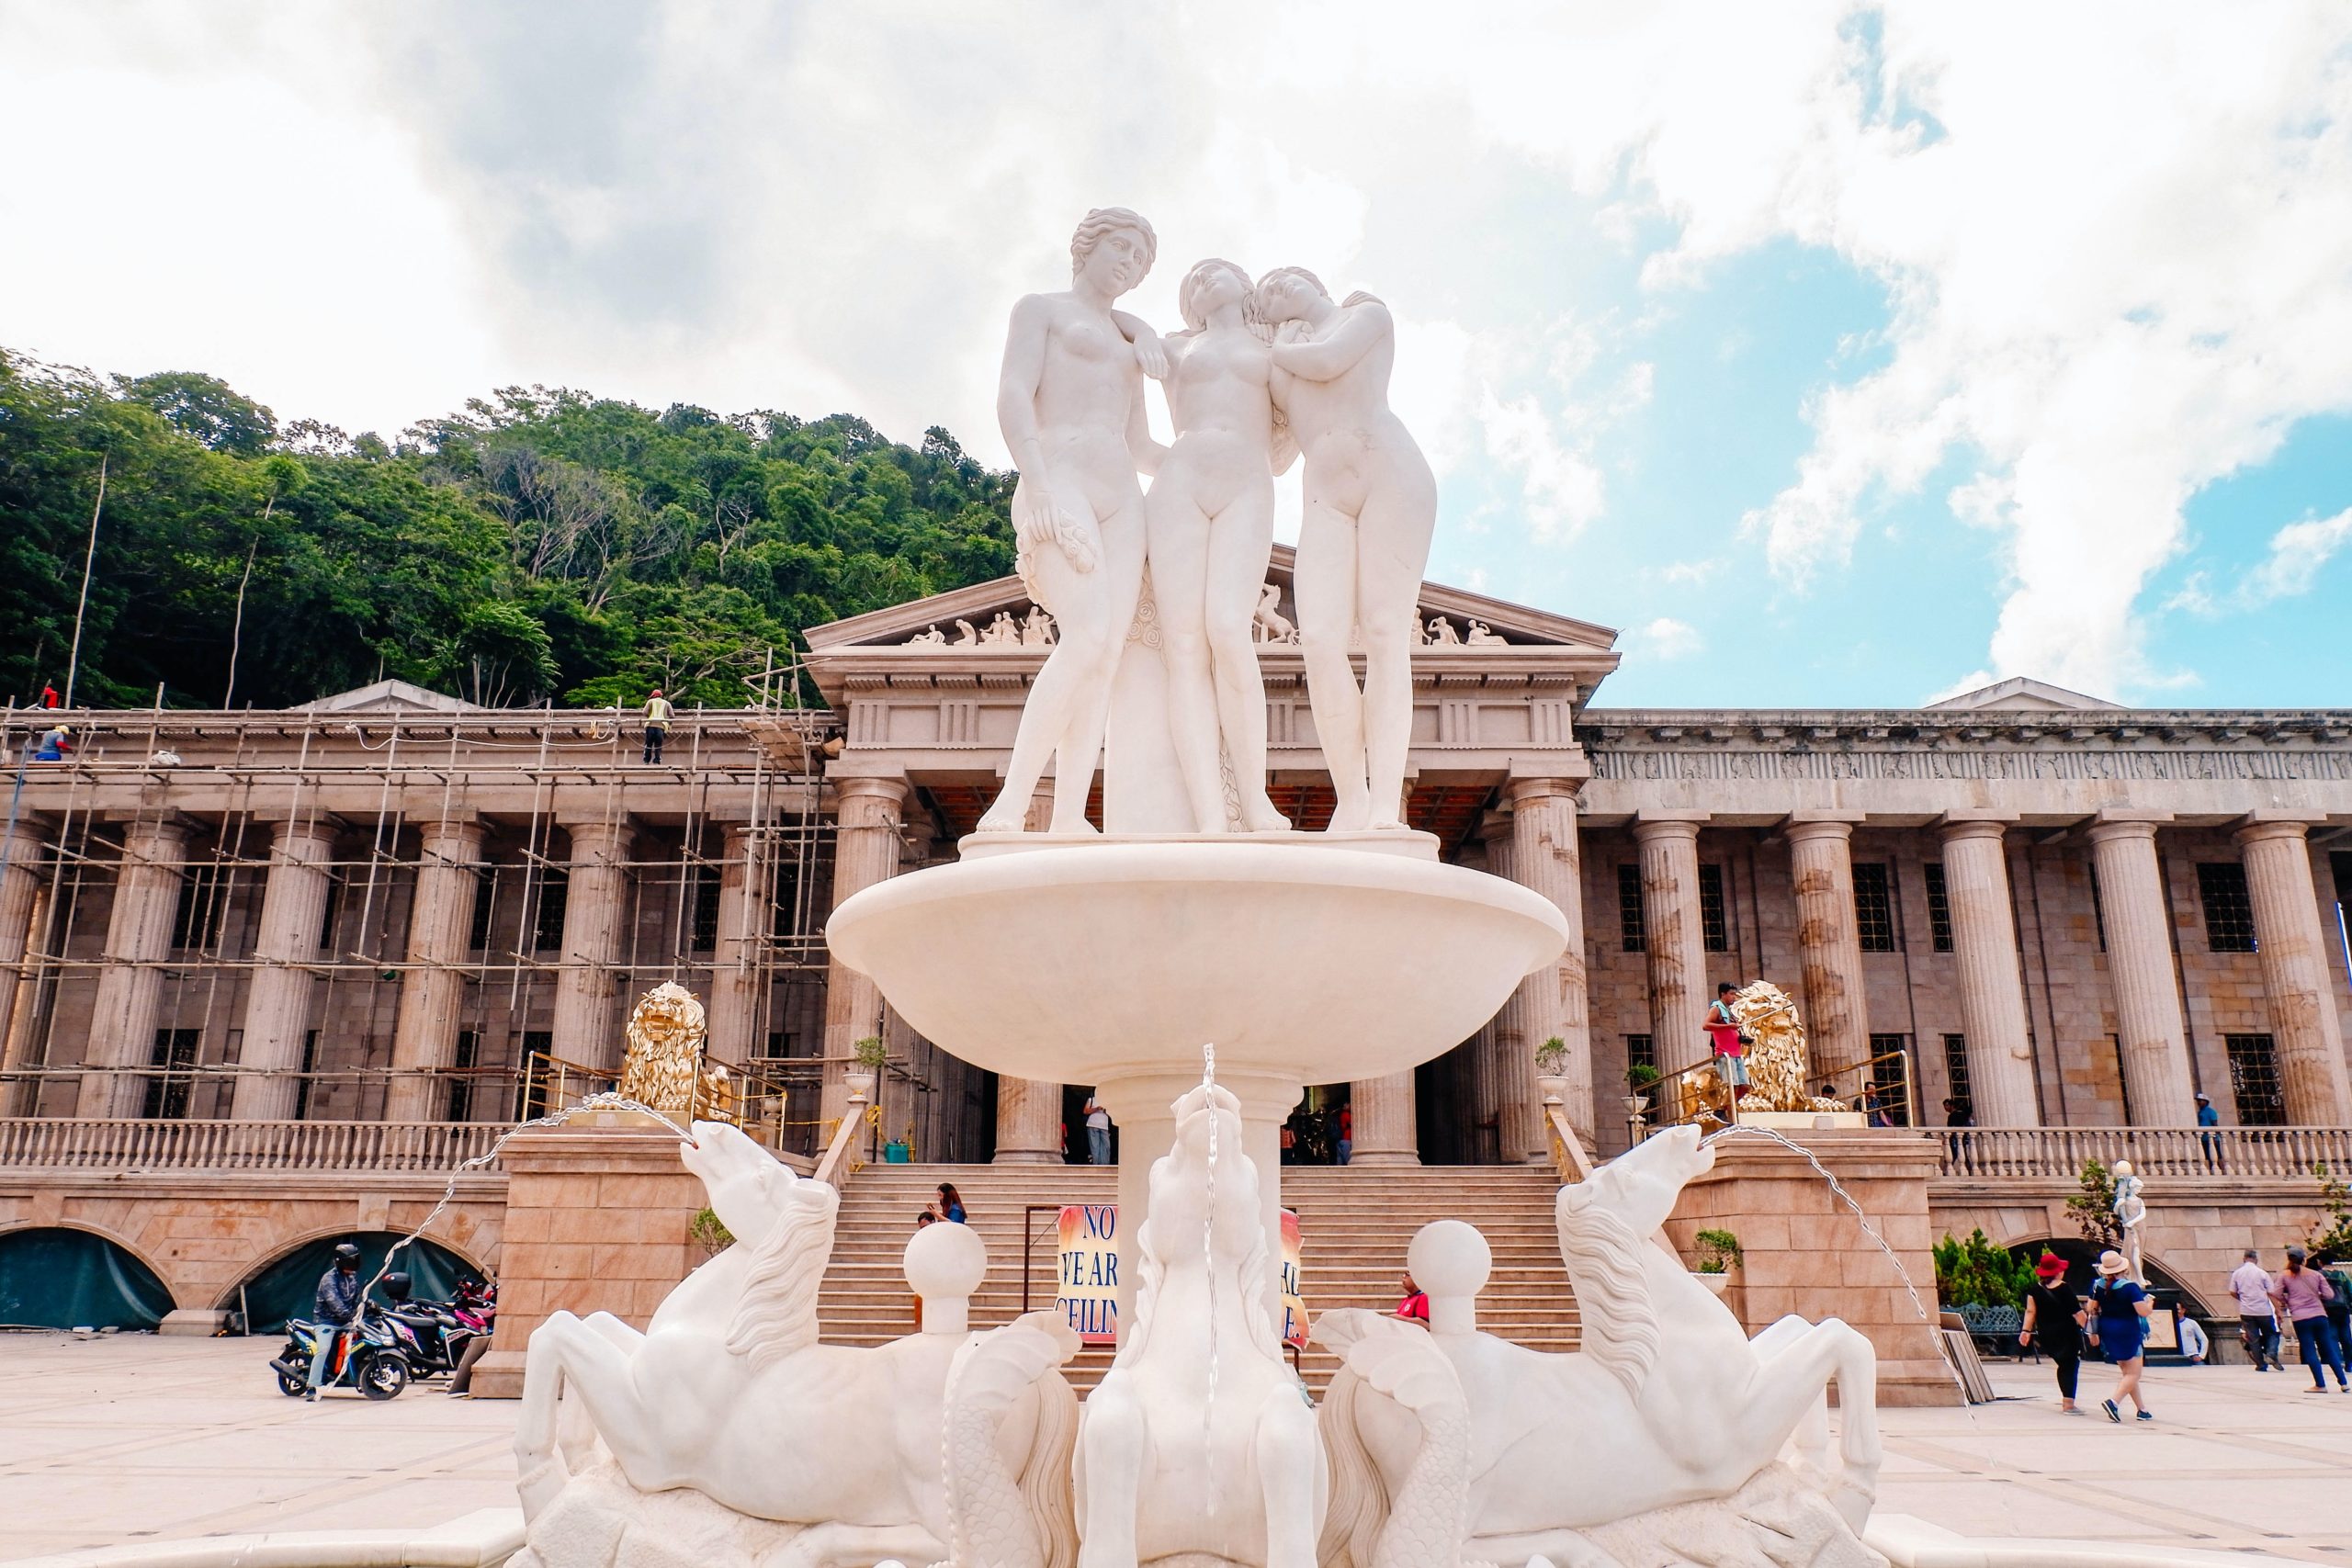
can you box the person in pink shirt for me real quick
[2229,1250,2281,1371]
[2270,1247,2348,1393]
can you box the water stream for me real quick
[1199,1041,1220,1525]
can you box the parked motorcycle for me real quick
[267,1308,414,1400]
[379,1272,487,1382]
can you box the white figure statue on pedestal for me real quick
[1142,258,1297,833]
[2111,1158,2147,1283]
[1075,1082,1326,1568]
[1258,268,1438,832]
[976,208,1168,835]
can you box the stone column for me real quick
[0,817,51,1087]
[1785,816,1871,1081]
[1634,817,1708,1069]
[995,785,1064,1161]
[1500,776,1591,1155]
[2236,820,2352,1125]
[820,774,909,1125]
[80,817,195,1118]
[705,822,764,1064]
[550,818,635,1073]
[230,816,341,1122]
[1348,1071,1420,1165]
[383,816,487,1122]
[1938,820,2039,1126]
[2086,818,2197,1126]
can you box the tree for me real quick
[117,370,277,456]
[2067,1158,2122,1251]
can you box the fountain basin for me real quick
[825,838,1569,1088]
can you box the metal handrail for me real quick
[1646,1044,1916,1132]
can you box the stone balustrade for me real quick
[0,1117,505,1171]
[1933,1125,2352,1179]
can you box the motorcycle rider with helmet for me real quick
[306,1242,366,1401]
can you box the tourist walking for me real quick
[2319,1251,2352,1365]
[2230,1249,2282,1371]
[1084,1097,1114,1166]
[1705,982,1747,1100]
[931,1181,967,1224]
[305,1242,365,1401]
[2270,1247,2348,1393]
[2195,1092,2222,1170]
[2019,1252,2086,1412]
[2086,1249,2154,1422]
[1337,1103,1352,1165]
[641,689,674,764]
[1395,1271,1429,1325]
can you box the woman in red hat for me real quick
[2019,1251,2086,1412]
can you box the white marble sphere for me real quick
[1408,1220,1489,1336]
[907,1219,987,1333]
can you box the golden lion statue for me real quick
[616,982,735,1120]
[1729,980,1848,1114]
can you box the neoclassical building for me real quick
[4,549,2349,1175]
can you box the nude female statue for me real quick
[1144,258,1296,834]
[976,209,1168,834]
[1258,268,1438,833]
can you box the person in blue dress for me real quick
[2086,1249,2154,1423]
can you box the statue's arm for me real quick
[1126,375,1167,480]
[998,295,1055,478]
[1269,300,1388,381]
[1112,308,1169,380]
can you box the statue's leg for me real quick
[1749,1315,1830,1483]
[1046,498,1147,835]
[1257,1391,1323,1568]
[978,503,1113,833]
[1145,476,1227,833]
[515,1313,675,1521]
[771,1523,950,1568]
[1293,494,1368,829]
[1727,1320,1881,1530]
[1351,471,1436,832]
[1074,1382,1148,1568]
[1206,487,1287,831]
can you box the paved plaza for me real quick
[3,1333,2349,1563]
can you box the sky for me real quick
[4,3,2350,710]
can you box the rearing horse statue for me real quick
[1074,1082,1327,1568]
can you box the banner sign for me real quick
[1056,1203,1308,1348]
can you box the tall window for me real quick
[468,866,496,953]
[2225,1033,2284,1125]
[516,1031,554,1120]
[143,1029,201,1119]
[1852,863,1897,953]
[1698,863,1730,953]
[1624,1033,1656,1072]
[1867,1032,1911,1125]
[294,1030,319,1121]
[172,864,227,951]
[1941,1032,1972,1110]
[532,871,569,952]
[1618,864,1645,952]
[1920,863,1954,953]
[690,863,722,953]
[2086,862,2109,952]
[446,1031,480,1122]
[317,873,344,952]
[2198,863,2256,953]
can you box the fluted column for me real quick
[705,822,764,1065]
[995,786,1064,1161]
[820,774,909,1124]
[1939,820,2039,1125]
[1634,817,1708,1069]
[231,817,341,1121]
[1786,817,1871,1081]
[2086,818,2196,1125]
[80,818,195,1118]
[383,817,487,1122]
[0,818,51,1097]
[1499,777,1591,1154]
[1348,1070,1420,1165]
[551,818,635,1073]
[2236,821,2352,1125]
[1467,811,1512,1158]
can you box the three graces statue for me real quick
[977,209,1437,838]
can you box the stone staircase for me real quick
[817,1162,1579,1393]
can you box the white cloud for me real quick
[1634,617,1706,660]
[2240,508,2352,607]
[1658,558,1725,587]
[1477,388,1607,540]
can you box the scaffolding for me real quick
[0,661,886,1156]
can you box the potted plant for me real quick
[1623,1062,1661,1119]
[1692,1227,1742,1295]
[689,1207,735,1258]
[1534,1036,1571,1105]
[844,1035,887,1101]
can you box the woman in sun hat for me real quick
[2019,1251,2086,1412]
[2086,1248,2154,1422]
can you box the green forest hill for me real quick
[0,348,1018,712]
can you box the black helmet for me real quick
[383,1271,413,1302]
[333,1243,362,1266]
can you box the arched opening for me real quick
[222,1232,481,1334]
[0,1227,175,1330]
[2007,1235,2220,1321]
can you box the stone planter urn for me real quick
[842,1071,876,1103]
[1536,1074,1570,1106]
[1694,1269,1733,1297]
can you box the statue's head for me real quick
[1254,265,1331,324]
[1178,257,1258,332]
[629,981,707,1051]
[681,1119,797,1210]
[1070,207,1157,298]
[1566,1123,1713,1236]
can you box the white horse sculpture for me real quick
[1074,1082,1327,1568]
[514,1121,1078,1568]
[1318,1126,1881,1568]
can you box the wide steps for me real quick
[819,1162,1580,1394]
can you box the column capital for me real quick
[2085,818,2162,847]
[1784,815,1859,844]
[1504,775,1585,809]
[2233,817,2318,849]
[416,814,487,862]
[0,812,56,849]
[1939,817,2013,846]
[1631,813,1705,844]
[1476,808,1515,844]
[257,813,342,851]
[1506,751,1592,786]
[560,816,637,856]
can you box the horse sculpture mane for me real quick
[723,1177,839,1369]
[1555,1184,1661,1398]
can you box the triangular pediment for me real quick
[803,544,1618,653]
[1925,676,2122,713]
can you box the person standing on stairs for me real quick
[1085,1097,1114,1166]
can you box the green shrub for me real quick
[1694,1228,1744,1274]
[1933,1228,2034,1308]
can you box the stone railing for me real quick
[0,1118,506,1172]
[1935,1125,2352,1180]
